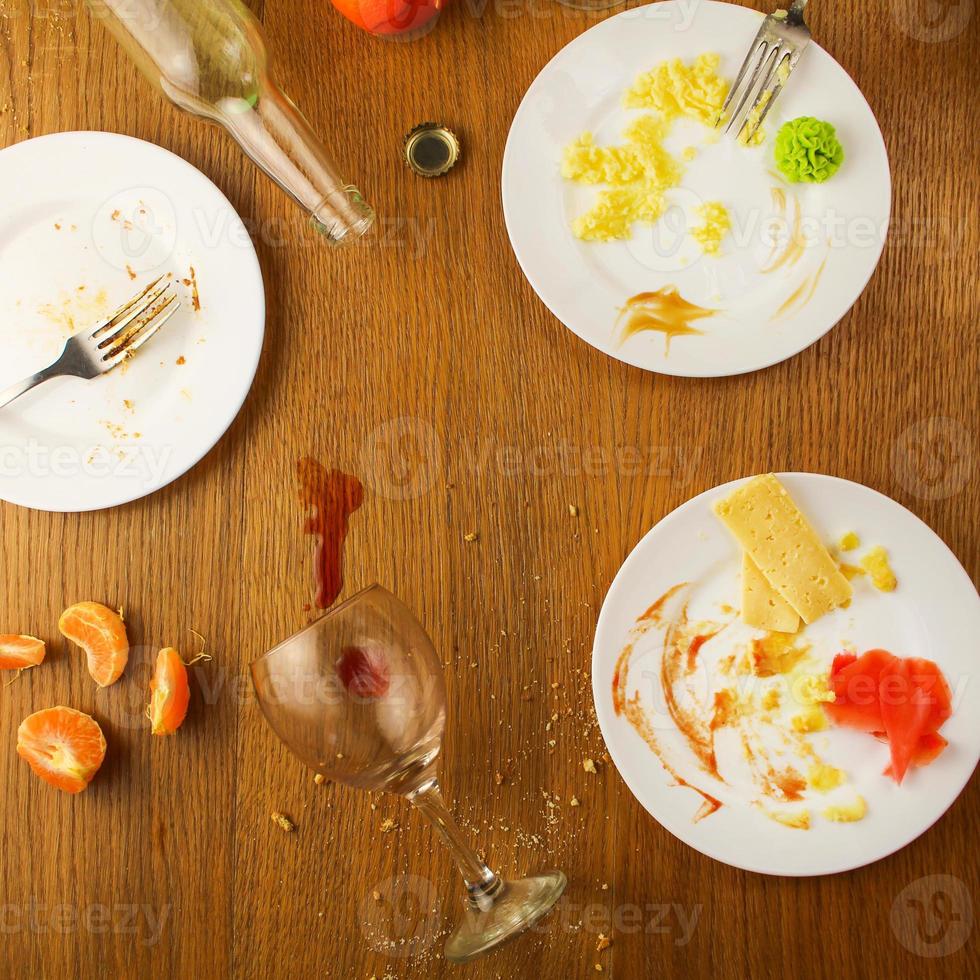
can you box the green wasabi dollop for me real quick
[774,117,844,183]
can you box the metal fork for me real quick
[718,0,812,144]
[0,276,180,412]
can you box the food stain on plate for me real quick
[615,286,716,354]
[761,187,806,273]
[297,458,364,609]
[773,251,829,321]
[611,582,863,830]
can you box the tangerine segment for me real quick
[0,634,46,670]
[148,647,190,736]
[58,602,129,687]
[17,706,107,794]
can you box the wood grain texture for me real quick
[0,1,977,977]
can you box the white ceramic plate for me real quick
[0,132,264,512]
[502,1,891,377]
[592,473,980,875]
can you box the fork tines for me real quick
[718,5,811,145]
[93,278,180,365]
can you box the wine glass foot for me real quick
[443,870,567,964]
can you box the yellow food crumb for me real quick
[563,116,682,241]
[624,53,728,125]
[824,796,867,822]
[839,562,865,581]
[681,146,697,161]
[791,707,827,733]
[271,812,295,832]
[768,808,810,830]
[736,89,770,147]
[741,632,810,677]
[838,531,860,551]
[762,687,781,711]
[807,763,846,792]
[860,546,897,592]
[691,201,731,255]
[564,54,737,242]
[793,672,836,706]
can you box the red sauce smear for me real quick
[661,611,724,780]
[297,458,364,609]
[623,693,721,822]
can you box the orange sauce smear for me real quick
[615,286,716,354]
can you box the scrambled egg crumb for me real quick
[793,672,836,706]
[564,54,741,242]
[768,808,810,830]
[562,116,682,241]
[691,201,731,255]
[762,687,781,711]
[736,89,770,147]
[791,707,827,733]
[681,146,697,162]
[807,763,846,792]
[860,546,898,592]
[824,796,867,822]
[624,53,728,125]
[838,531,860,551]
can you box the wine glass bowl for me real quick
[251,587,445,793]
[250,585,566,963]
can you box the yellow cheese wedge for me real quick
[741,553,800,633]
[714,474,852,624]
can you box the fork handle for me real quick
[0,368,55,412]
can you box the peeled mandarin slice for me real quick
[148,647,190,736]
[0,634,46,670]
[17,706,107,794]
[58,602,129,687]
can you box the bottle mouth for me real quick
[311,185,376,245]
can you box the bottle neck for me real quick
[212,80,374,244]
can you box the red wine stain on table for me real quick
[297,458,364,609]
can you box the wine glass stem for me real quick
[408,777,502,911]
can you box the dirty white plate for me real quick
[0,132,264,512]
[502,1,891,377]
[592,473,980,875]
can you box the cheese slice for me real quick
[713,474,852,624]
[741,553,800,633]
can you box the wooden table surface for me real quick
[1,1,977,977]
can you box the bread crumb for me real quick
[464,531,479,542]
[271,812,295,832]
[583,758,597,774]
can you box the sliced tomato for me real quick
[879,657,936,783]
[823,648,895,731]
[884,732,948,779]
[903,657,953,733]
[824,649,953,785]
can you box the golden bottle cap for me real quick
[403,123,460,178]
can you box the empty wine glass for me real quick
[250,585,566,963]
